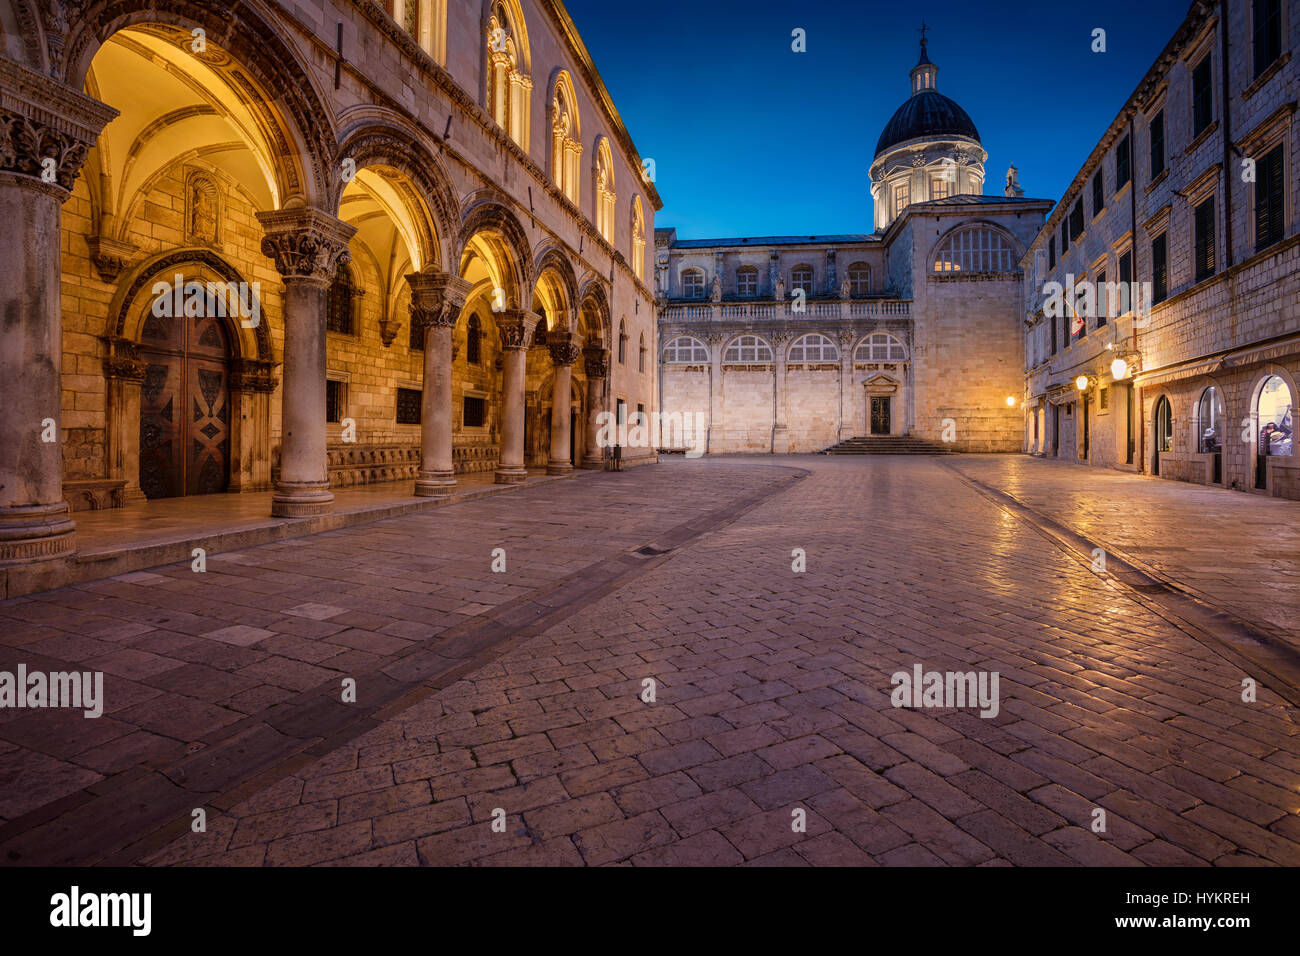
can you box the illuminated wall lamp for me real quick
[1006,396,1017,407]
[1111,357,1130,380]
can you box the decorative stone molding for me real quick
[256,206,356,281]
[229,358,279,393]
[548,330,582,367]
[101,336,146,381]
[87,236,137,282]
[583,344,609,379]
[0,57,117,195]
[496,309,540,350]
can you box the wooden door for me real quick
[870,396,891,435]
[138,292,231,499]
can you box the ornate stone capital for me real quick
[495,309,540,351]
[0,58,118,196]
[256,205,356,281]
[229,358,280,393]
[547,330,583,367]
[582,344,609,379]
[407,269,473,329]
[101,336,145,382]
[87,236,137,282]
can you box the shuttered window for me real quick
[1194,198,1216,282]
[1255,144,1285,252]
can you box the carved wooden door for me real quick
[138,293,231,499]
[870,396,891,435]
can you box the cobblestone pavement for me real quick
[946,456,1300,643]
[114,455,1300,867]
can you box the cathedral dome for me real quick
[874,90,981,158]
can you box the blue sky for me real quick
[563,0,1192,238]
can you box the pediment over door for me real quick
[863,374,899,395]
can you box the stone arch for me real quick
[927,220,1021,274]
[111,248,271,363]
[64,1,337,207]
[577,276,612,347]
[333,115,459,274]
[532,242,580,331]
[457,191,533,308]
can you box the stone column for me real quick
[0,61,117,567]
[581,345,609,469]
[257,206,356,517]
[494,309,540,484]
[407,269,472,496]
[103,338,148,503]
[706,332,725,453]
[547,330,582,475]
[771,330,790,454]
[837,329,856,440]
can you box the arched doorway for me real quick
[1255,374,1295,490]
[138,282,233,499]
[1153,395,1173,476]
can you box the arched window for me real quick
[847,263,870,297]
[1258,375,1294,457]
[326,265,355,335]
[487,2,531,149]
[638,333,646,372]
[467,314,483,365]
[788,333,839,362]
[736,266,758,297]
[663,336,709,364]
[594,138,616,243]
[392,0,447,63]
[1155,396,1174,453]
[791,265,814,296]
[1197,386,1223,453]
[618,320,627,364]
[550,74,581,204]
[723,335,774,363]
[681,268,705,299]
[854,332,908,362]
[932,226,1016,273]
[631,196,645,282]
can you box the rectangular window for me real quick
[1096,270,1108,326]
[636,403,646,427]
[930,176,950,201]
[737,270,757,297]
[1151,234,1168,304]
[1050,312,1058,354]
[1119,250,1133,315]
[1070,199,1084,240]
[616,399,627,426]
[1100,387,1110,411]
[1061,221,1069,254]
[1048,236,1056,270]
[1194,197,1216,281]
[1254,0,1283,78]
[791,268,814,294]
[1150,111,1165,178]
[682,271,705,298]
[1255,144,1285,252]
[1192,56,1213,137]
[396,387,422,425]
[894,182,910,218]
[463,395,486,428]
[1091,171,1104,218]
[1116,135,1131,188]
[326,379,344,424]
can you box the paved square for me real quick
[2,456,1298,866]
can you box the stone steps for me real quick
[822,436,955,455]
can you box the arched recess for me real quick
[333,116,458,274]
[548,69,582,204]
[532,243,580,332]
[592,136,616,242]
[484,0,532,149]
[928,221,1021,274]
[106,249,276,502]
[457,191,533,310]
[1249,367,1298,491]
[64,2,337,209]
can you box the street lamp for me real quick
[1111,357,1129,380]
[1075,375,1090,391]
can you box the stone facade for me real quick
[0,0,660,567]
[657,42,1050,454]
[1022,0,1299,500]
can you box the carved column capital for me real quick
[582,344,609,379]
[101,336,145,382]
[256,206,356,282]
[495,309,540,351]
[229,358,280,393]
[547,330,583,367]
[407,270,473,329]
[86,237,138,282]
[0,58,118,196]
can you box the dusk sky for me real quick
[563,0,1192,239]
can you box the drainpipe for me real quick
[1129,113,1145,472]
[1220,0,1235,270]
